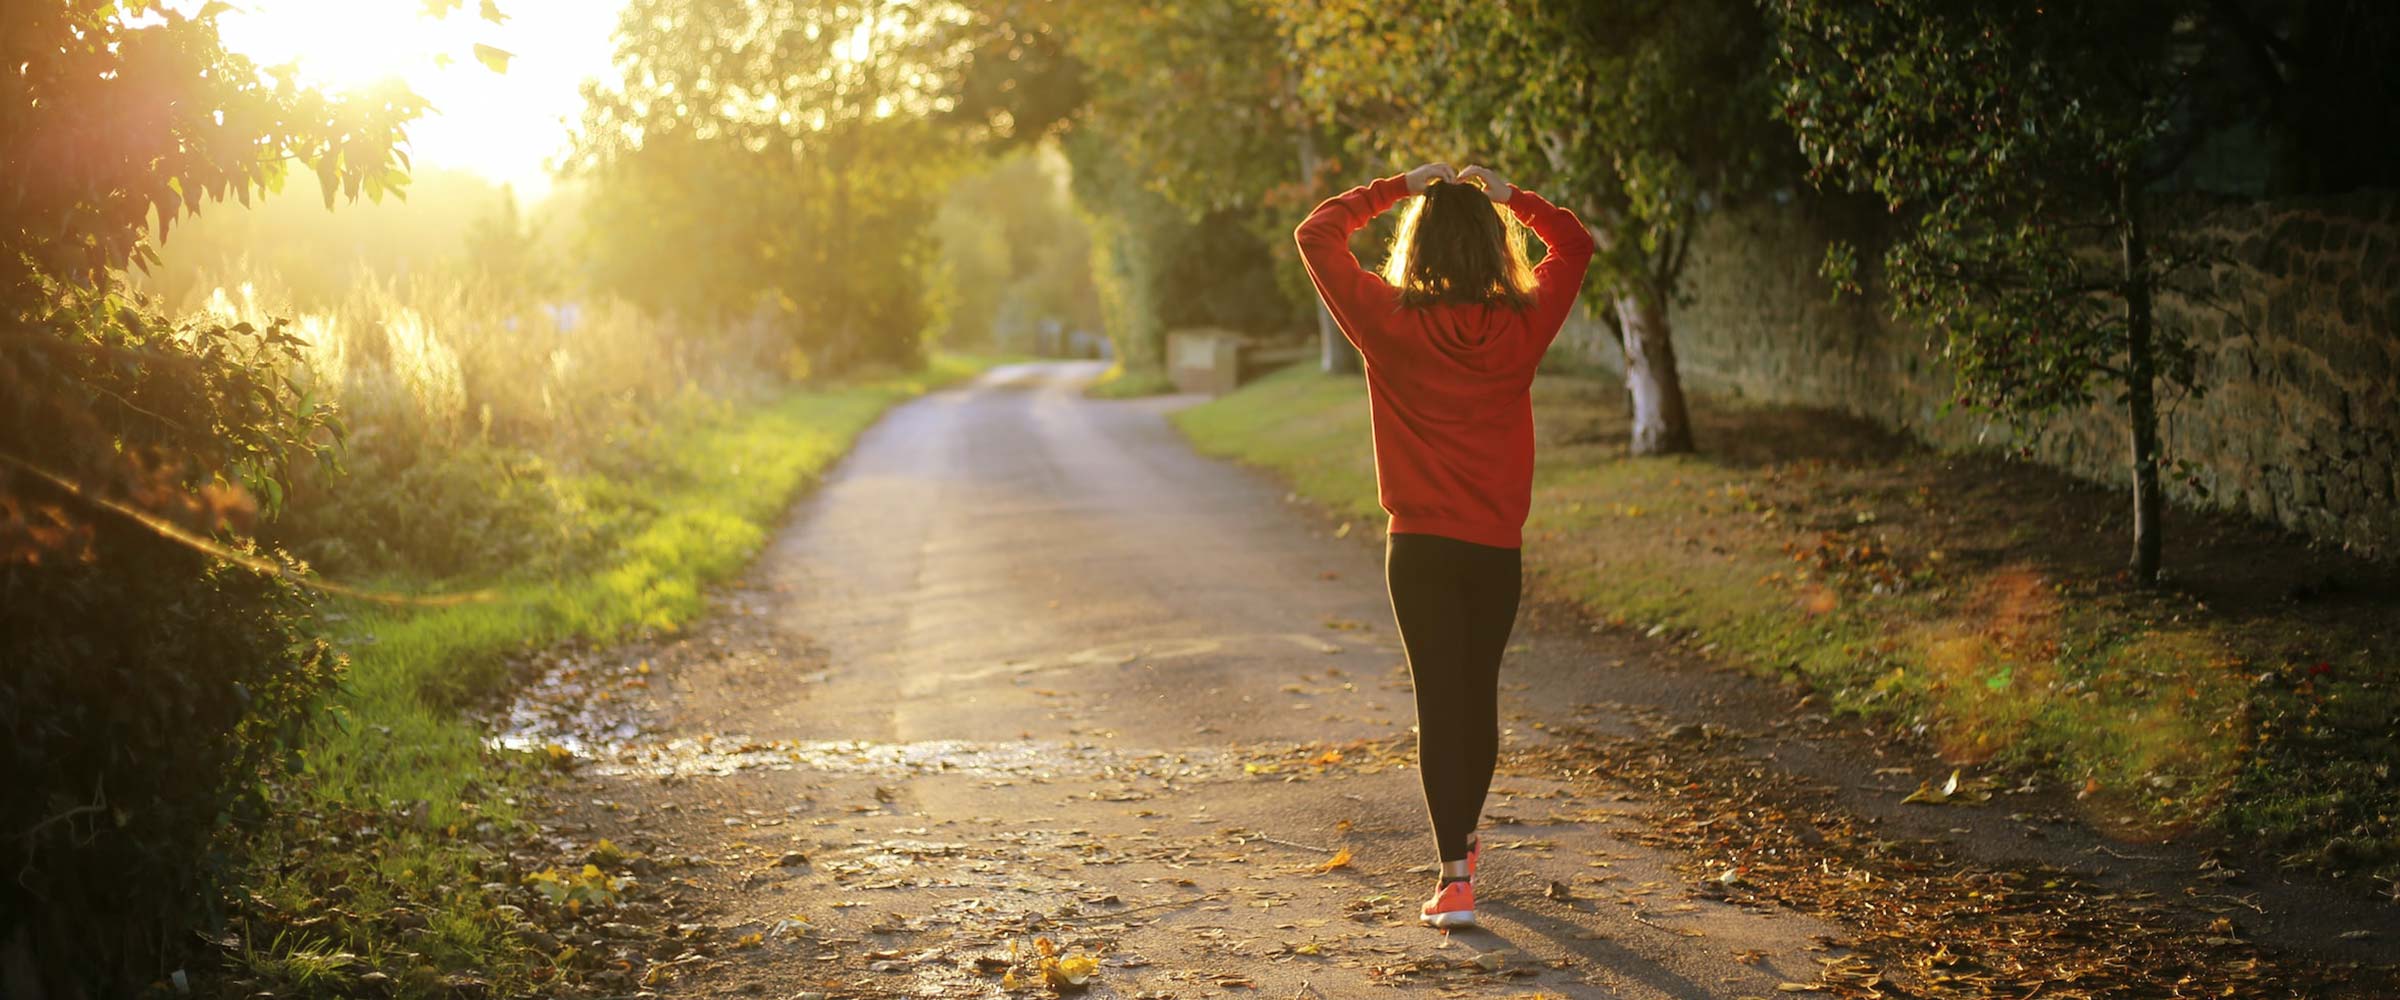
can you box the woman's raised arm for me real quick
[1503,186,1596,349]
[1294,163,1454,351]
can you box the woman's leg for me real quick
[1450,541,1523,856]
[1386,532,1489,864]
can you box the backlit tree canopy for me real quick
[572,0,969,374]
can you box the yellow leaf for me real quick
[1314,846,1354,873]
[1044,954,1099,988]
[473,43,513,74]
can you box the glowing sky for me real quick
[209,0,631,201]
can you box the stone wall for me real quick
[1550,190,2400,558]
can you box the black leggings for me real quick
[1384,531,1523,863]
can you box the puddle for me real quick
[486,649,1245,780]
[537,734,1241,781]
[485,629,1355,786]
[485,650,659,758]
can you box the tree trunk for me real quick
[1521,137,1694,451]
[1316,303,1359,374]
[1615,288,1695,455]
[2120,179,2164,583]
[1291,99,1360,375]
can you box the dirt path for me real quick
[513,362,2395,999]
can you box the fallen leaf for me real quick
[1043,952,1100,989]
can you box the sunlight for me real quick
[208,0,450,92]
[200,0,629,200]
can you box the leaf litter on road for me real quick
[1505,724,2400,998]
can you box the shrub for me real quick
[277,439,593,582]
[0,532,338,993]
[0,296,345,995]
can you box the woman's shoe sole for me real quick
[1420,909,1476,928]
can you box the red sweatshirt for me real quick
[1295,173,1595,549]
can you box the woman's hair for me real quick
[1380,178,1538,311]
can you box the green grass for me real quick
[1082,360,1179,399]
[224,356,994,997]
[1176,365,2400,884]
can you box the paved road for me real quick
[551,361,1839,998]
[540,361,2392,999]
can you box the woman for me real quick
[1293,162,1594,929]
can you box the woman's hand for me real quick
[1459,165,1515,203]
[1403,162,1457,194]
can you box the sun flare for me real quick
[208,0,454,92]
[200,0,628,199]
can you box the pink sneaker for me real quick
[1420,879,1476,928]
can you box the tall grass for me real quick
[188,268,765,452]
[181,268,797,581]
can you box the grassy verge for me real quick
[220,356,993,997]
[1174,365,2400,889]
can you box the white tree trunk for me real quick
[1317,302,1359,374]
[1614,290,1695,455]
[1530,138,1695,452]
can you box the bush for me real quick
[0,296,345,995]
[277,439,593,582]
[0,533,338,993]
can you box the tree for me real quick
[571,0,967,375]
[1056,0,1354,372]
[2,0,435,562]
[1,1,462,989]
[1275,0,1789,454]
[1766,0,2298,581]
[929,146,1101,352]
[1061,127,1301,376]
[905,1,1342,378]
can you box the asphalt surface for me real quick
[546,362,1848,998]
[543,361,2394,998]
